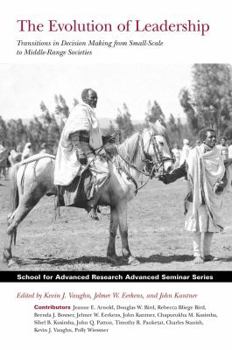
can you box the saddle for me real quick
[56,143,115,209]
[57,168,94,209]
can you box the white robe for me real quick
[54,103,103,186]
[185,144,226,232]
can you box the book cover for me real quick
[0,0,231,348]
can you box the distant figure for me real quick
[8,150,22,166]
[195,139,201,146]
[16,144,23,153]
[0,144,9,179]
[217,136,228,161]
[228,139,232,158]
[22,142,33,160]
[39,143,48,154]
[180,138,191,165]
[172,143,181,169]
[0,144,5,153]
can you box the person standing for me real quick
[39,143,48,154]
[159,128,230,263]
[217,136,228,161]
[171,143,181,169]
[179,138,191,166]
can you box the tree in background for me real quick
[166,114,183,146]
[15,119,28,148]
[115,103,134,141]
[192,64,232,136]
[6,119,17,149]
[26,100,60,153]
[0,116,8,146]
[54,94,70,131]
[27,117,46,152]
[102,120,117,138]
[4,118,28,150]
[0,96,68,153]
[145,100,165,123]
[47,117,60,154]
[37,100,61,153]
[179,88,198,136]
[39,101,53,126]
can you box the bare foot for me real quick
[193,256,204,264]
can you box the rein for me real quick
[116,132,172,193]
[146,132,174,178]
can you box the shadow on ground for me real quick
[6,253,200,269]
[139,254,193,264]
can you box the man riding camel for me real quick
[54,88,113,220]
[159,128,232,263]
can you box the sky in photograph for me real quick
[0,64,193,125]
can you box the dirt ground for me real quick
[0,176,232,271]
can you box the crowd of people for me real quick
[0,141,49,178]
[172,135,232,169]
